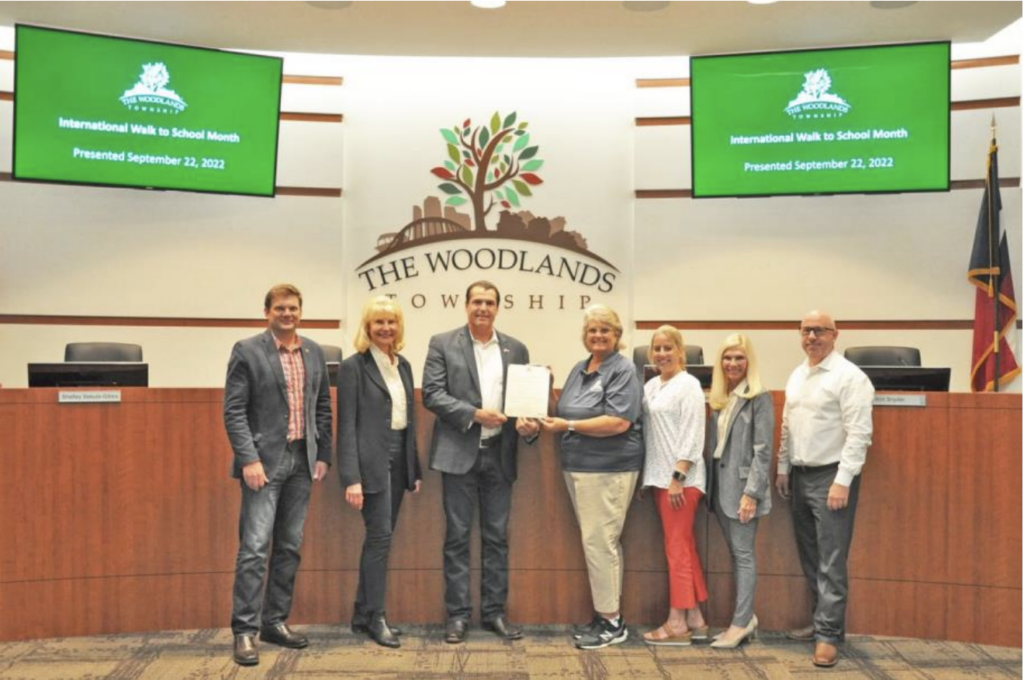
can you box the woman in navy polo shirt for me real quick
[541,304,644,650]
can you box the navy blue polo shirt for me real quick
[556,351,644,473]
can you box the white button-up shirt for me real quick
[778,350,875,487]
[472,329,504,441]
[369,344,407,430]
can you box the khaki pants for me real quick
[564,470,640,614]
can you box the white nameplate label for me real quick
[873,394,927,408]
[59,391,123,404]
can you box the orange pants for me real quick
[653,486,708,610]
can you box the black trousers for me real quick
[441,442,514,622]
[353,430,408,621]
[791,464,861,644]
[231,440,312,635]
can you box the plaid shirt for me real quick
[275,336,306,441]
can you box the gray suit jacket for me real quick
[224,330,333,480]
[422,325,530,482]
[706,390,774,519]
[337,350,422,493]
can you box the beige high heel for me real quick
[709,615,758,649]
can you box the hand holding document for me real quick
[503,365,551,419]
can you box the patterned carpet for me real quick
[0,626,1019,680]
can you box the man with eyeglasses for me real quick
[775,310,874,668]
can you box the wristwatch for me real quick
[567,420,576,432]
[672,469,687,483]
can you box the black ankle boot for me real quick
[368,612,400,648]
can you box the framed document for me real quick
[504,365,551,418]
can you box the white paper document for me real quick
[503,364,551,419]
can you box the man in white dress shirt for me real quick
[775,310,874,668]
[422,281,537,643]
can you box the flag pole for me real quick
[990,114,1001,391]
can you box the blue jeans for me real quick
[231,440,312,635]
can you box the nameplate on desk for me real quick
[58,391,122,404]
[873,394,927,408]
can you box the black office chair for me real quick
[321,344,344,364]
[632,344,705,381]
[844,346,921,367]
[64,342,143,362]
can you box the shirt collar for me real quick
[732,378,750,398]
[469,327,499,348]
[272,332,302,352]
[804,349,839,373]
[581,351,622,376]
[369,343,396,366]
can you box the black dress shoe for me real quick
[368,612,401,649]
[483,615,523,640]
[233,634,259,666]
[352,620,403,636]
[445,618,469,644]
[260,623,309,649]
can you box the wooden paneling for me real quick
[283,75,344,86]
[0,315,341,329]
[946,394,1023,588]
[0,389,1019,645]
[637,320,981,331]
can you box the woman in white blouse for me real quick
[338,296,422,648]
[641,325,708,646]
[705,334,774,649]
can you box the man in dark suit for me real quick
[422,280,538,643]
[224,284,333,666]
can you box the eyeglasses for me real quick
[800,326,835,337]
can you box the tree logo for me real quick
[360,111,616,270]
[784,69,850,119]
[120,63,188,114]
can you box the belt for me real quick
[286,438,308,452]
[789,461,839,474]
[479,435,501,449]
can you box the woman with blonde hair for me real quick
[640,325,709,646]
[540,304,644,650]
[705,333,774,648]
[337,296,422,648]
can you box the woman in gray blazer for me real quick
[706,334,774,649]
[338,296,422,648]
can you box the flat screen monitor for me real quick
[860,366,950,392]
[644,364,712,390]
[13,24,283,197]
[28,362,150,387]
[691,41,951,198]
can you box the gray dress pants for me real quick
[791,464,861,644]
[714,493,759,628]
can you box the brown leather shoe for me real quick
[813,641,839,667]
[786,624,815,641]
[233,634,258,666]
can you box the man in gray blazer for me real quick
[422,280,538,643]
[224,284,333,666]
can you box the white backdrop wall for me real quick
[0,25,1020,391]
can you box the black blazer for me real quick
[337,350,421,493]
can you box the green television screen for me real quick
[690,42,950,198]
[14,24,283,197]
